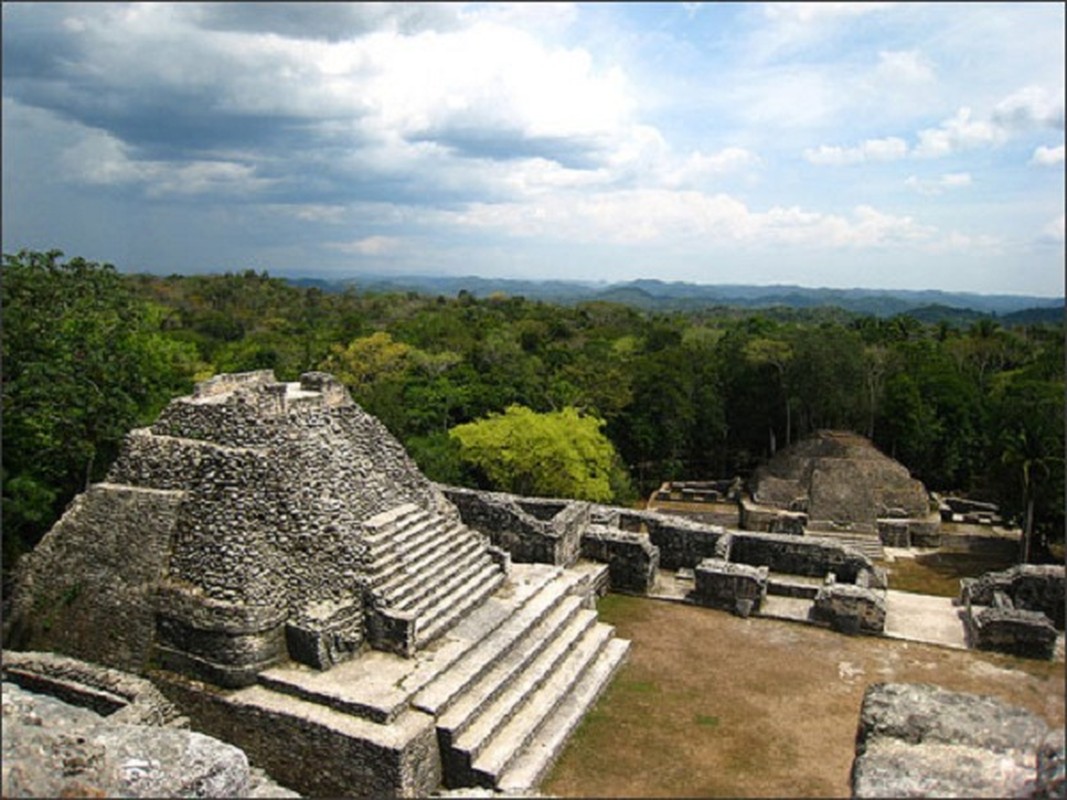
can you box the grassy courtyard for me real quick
[544,593,1064,798]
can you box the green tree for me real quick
[2,250,198,564]
[449,405,629,503]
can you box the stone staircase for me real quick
[362,503,507,652]
[255,563,630,794]
[804,527,885,560]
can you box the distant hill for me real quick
[281,273,1063,323]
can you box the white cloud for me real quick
[913,107,1005,158]
[58,127,272,196]
[904,172,973,196]
[1030,144,1065,166]
[444,188,945,252]
[804,137,908,165]
[875,49,935,84]
[762,3,896,25]
[992,86,1065,131]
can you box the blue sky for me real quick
[3,2,1064,295]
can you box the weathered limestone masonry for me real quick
[2,653,297,798]
[5,371,632,797]
[960,565,1065,660]
[441,486,587,566]
[851,683,1063,798]
[456,491,889,632]
[744,430,940,556]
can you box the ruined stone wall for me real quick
[155,672,440,798]
[579,526,659,593]
[439,485,584,566]
[730,531,871,582]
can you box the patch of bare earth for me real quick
[544,594,1065,798]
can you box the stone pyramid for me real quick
[750,429,931,528]
[5,371,629,795]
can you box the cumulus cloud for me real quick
[992,86,1065,131]
[904,172,972,196]
[444,189,943,252]
[804,137,908,165]
[1030,144,1065,166]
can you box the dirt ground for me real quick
[544,594,1065,798]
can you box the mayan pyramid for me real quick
[5,371,629,794]
[750,429,932,528]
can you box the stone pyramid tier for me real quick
[4,371,507,685]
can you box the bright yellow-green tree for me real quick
[449,405,626,503]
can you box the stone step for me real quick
[496,637,630,793]
[397,550,494,616]
[373,526,483,604]
[806,530,885,560]
[413,569,579,718]
[435,594,584,747]
[362,502,424,541]
[256,565,561,725]
[469,622,616,788]
[416,564,508,649]
[364,511,437,559]
[367,520,475,582]
[446,609,599,780]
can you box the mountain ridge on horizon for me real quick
[281,272,1064,320]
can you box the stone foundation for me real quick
[579,526,659,593]
[812,584,886,634]
[694,560,768,617]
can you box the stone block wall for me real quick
[439,485,586,566]
[811,584,886,634]
[694,559,768,616]
[729,531,871,582]
[579,526,659,593]
[3,484,184,675]
[155,671,441,798]
[961,565,1065,631]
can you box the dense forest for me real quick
[3,249,1064,583]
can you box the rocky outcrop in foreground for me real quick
[2,681,297,798]
[851,683,1064,798]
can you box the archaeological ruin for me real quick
[3,370,1064,797]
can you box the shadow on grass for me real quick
[879,551,1019,597]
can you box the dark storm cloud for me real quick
[188,2,461,41]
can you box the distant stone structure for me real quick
[742,430,941,556]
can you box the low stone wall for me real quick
[739,498,806,534]
[155,670,440,798]
[876,517,942,548]
[961,565,1066,630]
[812,584,886,634]
[694,559,768,617]
[439,486,587,567]
[965,606,1058,660]
[1,651,187,727]
[730,531,872,583]
[579,526,659,594]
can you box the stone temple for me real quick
[4,371,630,795]
[743,429,940,557]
